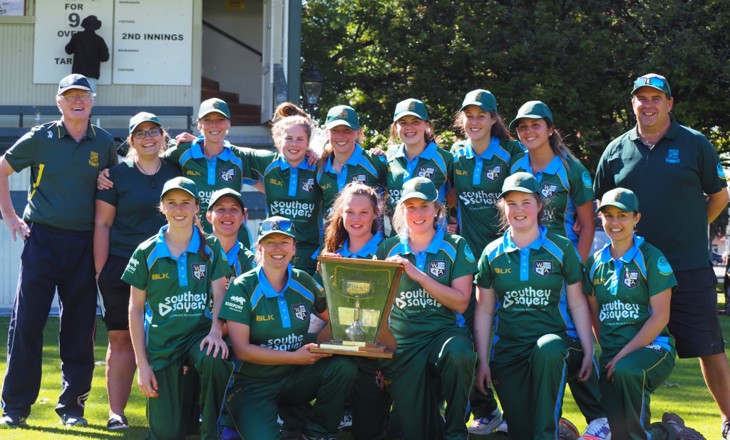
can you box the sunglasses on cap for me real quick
[259,218,294,234]
[633,76,669,92]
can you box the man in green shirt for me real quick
[0,74,117,428]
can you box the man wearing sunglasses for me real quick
[0,74,117,429]
[595,73,730,438]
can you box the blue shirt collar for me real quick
[399,225,446,256]
[190,136,234,160]
[598,234,645,264]
[339,231,383,258]
[392,141,438,161]
[463,137,501,160]
[256,265,293,298]
[502,226,547,252]
[154,224,200,259]
[276,153,315,171]
[324,143,364,173]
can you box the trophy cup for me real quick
[312,256,402,358]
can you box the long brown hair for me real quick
[323,183,383,253]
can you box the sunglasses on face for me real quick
[132,127,162,139]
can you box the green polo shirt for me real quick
[122,227,231,370]
[450,138,524,252]
[584,235,677,362]
[511,153,594,246]
[219,265,321,379]
[375,227,476,345]
[222,240,256,289]
[385,141,452,215]
[246,152,322,271]
[316,143,387,215]
[594,120,727,270]
[96,158,181,258]
[4,120,117,231]
[475,227,582,362]
[163,137,252,248]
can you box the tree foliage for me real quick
[302,0,730,172]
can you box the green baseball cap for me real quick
[258,216,296,242]
[207,188,245,212]
[499,172,540,198]
[129,112,162,134]
[325,105,360,130]
[198,98,231,119]
[460,89,498,112]
[160,177,199,201]
[598,187,639,213]
[631,73,671,97]
[393,98,429,122]
[400,177,438,204]
[509,101,554,129]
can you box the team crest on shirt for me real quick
[623,270,639,288]
[351,174,367,183]
[220,168,235,182]
[88,152,99,167]
[301,178,315,192]
[417,167,435,179]
[534,260,552,277]
[293,304,308,321]
[485,165,501,181]
[429,261,446,278]
[192,263,207,281]
[541,183,558,199]
[665,149,680,164]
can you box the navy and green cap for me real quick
[57,74,92,95]
[129,112,161,134]
[631,73,671,97]
[598,187,639,213]
[160,177,199,201]
[509,100,553,129]
[499,172,540,198]
[258,216,296,241]
[460,89,498,112]
[393,98,429,122]
[325,105,360,130]
[198,98,231,119]
[208,188,245,212]
[399,176,438,204]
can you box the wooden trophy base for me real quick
[311,340,394,359]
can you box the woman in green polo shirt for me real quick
[584,188,703,439]
[219,216,357,440]
[94,112,180,430]
[375,176,476,440]
[474,172,594,440]
[123,177,231,440]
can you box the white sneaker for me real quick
[579,417,610,440]
[338,414,352,431]
[467,408,503,435]
[496,419,508,433]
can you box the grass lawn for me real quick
[1,303,729,439]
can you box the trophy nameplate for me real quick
[312,256,402,359]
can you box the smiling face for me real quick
[327,125,360,157]
[631,87,673,133]
[279,124,309,166]
[600,205,640,246]
[402,198,437,236]
[130,122,164,160]
[161,189,199,229]
[502,191,542,233]
[515,118,552,152]
[197,113,231,144]
[257,233,296,269]
[57,89,94,123]
[342,193,377,240]
[207,196,245,239]
[461,106,495,144]
[396,115,429,148]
